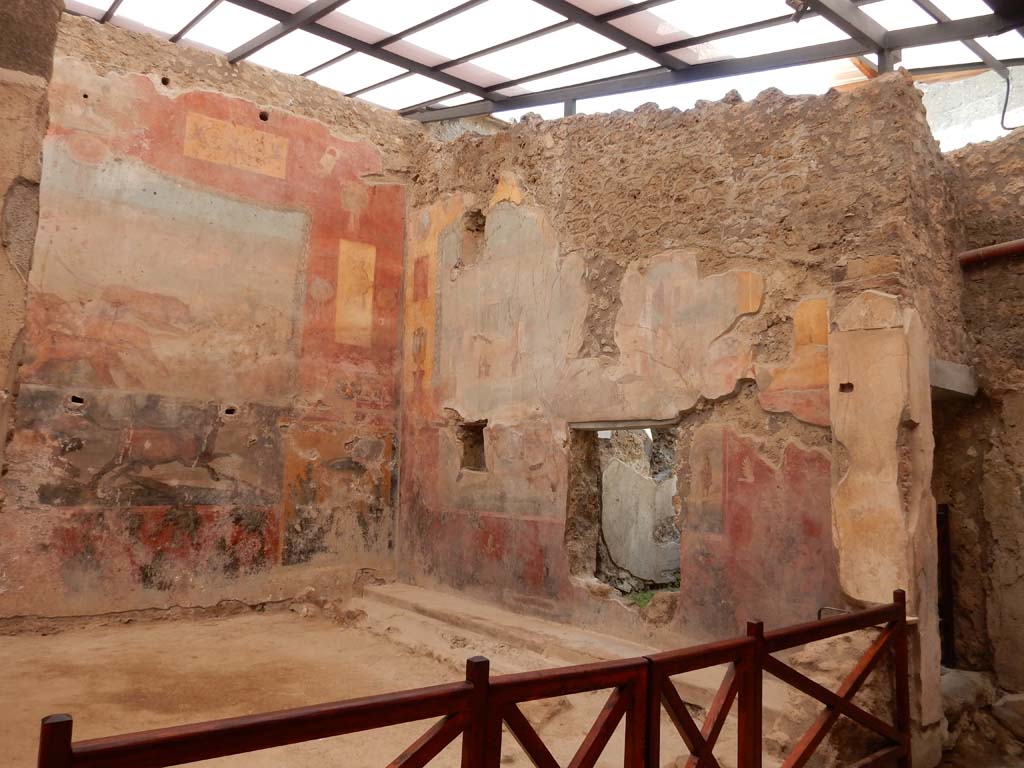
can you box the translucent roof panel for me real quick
[245,29,349,75]
[577,57,865,114]
[437,93,486,107]
[113,0,215,38]
[861,0,938,31]
[65,0,109,18]
[679,16,850,65]
[900,41,983,69]
[330,0,471,37]
[468,25,625,82]
[358,73,459,110]
[610,0,789,47]
[400,0,566,61]
[977,31,1024,62]
[501,52,658,95]
[182,2,278,54]
[308,52,407,94]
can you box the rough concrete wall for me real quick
[939,128,1024,692]
[400,74,948,650]
[919,67,1024,152]
[0,0,63,494]
[0,16,416,617]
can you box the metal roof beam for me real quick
[407,12,1023,122]
[911,0,1008,78]
[411,37,868,121]
[809,0,886,50]
[227,0,351,63]
[230,0,496,100]
[171,0,222,43]
[885,12,1024,48]
[528,0,686,70]
[100,0,125,24]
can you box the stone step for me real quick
[360,582,790,719]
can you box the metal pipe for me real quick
[960,237,1024,267]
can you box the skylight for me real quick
[401,0,566,60]
[68,0,1022,124]
[246,29,350,75]
[309,52,407,94]
[113,0,215,37]
[183,2,278,54]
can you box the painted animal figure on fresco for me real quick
[87,409,226,491]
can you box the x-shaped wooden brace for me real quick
[387,711,467,768]
[769,625,901,768]
[502,687,629,768]
[658,665,737,768]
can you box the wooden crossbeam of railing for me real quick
[37,591,912,768]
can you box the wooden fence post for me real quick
[38,714,73,768]
[892,590,912,768]
[625,661,648,768]
[739,622,764,768]
[462,656,490,768]
[644,658,660,768]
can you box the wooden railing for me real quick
[38,590,911,768]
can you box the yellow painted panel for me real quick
[336,239,376,347]
[183,113,288,179]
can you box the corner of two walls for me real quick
[0,14,419,617]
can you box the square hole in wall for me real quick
[457,420,488,472]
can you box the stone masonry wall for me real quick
[0,16,422,616]
[402,73,947,630]
[0,0,64,511]
[938,128,1024,692]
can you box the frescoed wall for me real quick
[0,54,406,614]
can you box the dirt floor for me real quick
[1,606,672,768]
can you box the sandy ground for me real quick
[1,608,664,768]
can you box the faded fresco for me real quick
[0,59,405,614]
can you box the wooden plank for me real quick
[568,689,628,768]
[781,627,895,768]
[624,674,647,768]
[647,637,753,676]
[763,604,902,653]
[491,659,646,704]
[503,704,560,768]
[71,682,473,768]
[763,655,901,742]
[388,713,465,768]
[660,679,720,768]
[687,666,737,768]
[738,622,763,768]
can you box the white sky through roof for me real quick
[73,0,1022,118]
[183,2,278,53]
[113,0,214,37]
[246,29,349,74]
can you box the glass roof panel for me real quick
[507,52,658,94]
[182,2,278,53]
[331,0,470,36]
[113,0,214,37]
[401,0,566,60]
[494,103,566,121]
[65,0,109,18]
[309,52,407,93]
[928,0,993,20]
[358,73,459,110]
[900,41,982,69]
[468,25,625,82]
[977,30,1024,61]
[437,93,485,107]
[246,29,349,74]
[578,57,865,114]
[611,0,789,47]
[680,15,849,64]
[860,0,937,31]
